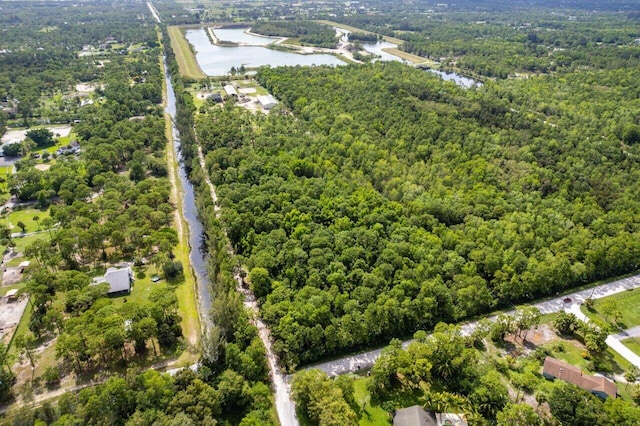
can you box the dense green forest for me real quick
[251,21,338,48]
[188,60,640,368]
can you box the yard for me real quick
[0,207,51,234]
[581,288,640,329]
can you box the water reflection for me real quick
[185,28,345,76]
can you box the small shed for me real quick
[223,85,238,97]
[209,93,223,103]
[6,289,18,301]
[18,261,30,273]
[257,94,277,110]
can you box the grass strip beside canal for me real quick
[168,26,207,80]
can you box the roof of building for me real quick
[223,85,238,96]
[18,261,30,268]
[543,357,617,398]
[94,266,133,294]
[435,413,468,426]
[393,406,437,426]
[6,289,18,298]
[257,94,277,107]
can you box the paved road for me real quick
[612,325,640,340]
[309,273,640,376]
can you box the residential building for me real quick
[542,356,617,399]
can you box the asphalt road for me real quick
[308,273,640,376]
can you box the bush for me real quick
[163,260,183,278]
[43,366,60,386]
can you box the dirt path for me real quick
[194,128,298,426]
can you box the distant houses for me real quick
[542,356,618,399]
[93,266,134,295]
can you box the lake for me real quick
[335,26,481,88]
[335,27,406,63]
[185,28,346,76]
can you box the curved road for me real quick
[309,273,640,376]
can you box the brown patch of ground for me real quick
[527,324,558,346]
[34,164,51,171]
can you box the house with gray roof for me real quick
[93,266,134,294]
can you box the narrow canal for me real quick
[163,59,212,330]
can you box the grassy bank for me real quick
[315,20,405,45]
[168,26,207,80]
[165,114,201,365]
[382,48,439,67]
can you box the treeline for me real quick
[12,367,273,425]
[251,21,337,48]
[347,32,379,43]
[0,1,158,127]
[187,61,640,368]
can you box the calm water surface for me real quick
[186,28,345,76]
[335,26,481,88]
[213,27,277,45]
[163,57,212,329]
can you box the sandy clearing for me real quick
[34,164,51,171]
[75,83,96,93]
[0,296,28,343]
[238,87,256,94]
[1,126,72,145]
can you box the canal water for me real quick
[163,59,212,329]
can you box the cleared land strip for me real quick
[308,273,640,376]
[167,26,207,80]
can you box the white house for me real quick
[93,266,134,294]
[257,94,277,110]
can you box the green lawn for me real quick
[3,232,51,256]
[582,288,640,329]
[622,337,640,357]
[353,376,392,426]
[0,207,50,234]
[168,26,207,80]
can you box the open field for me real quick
[168,26,207,79]
[353,376,392,426]
[0,207,50,234]
[622,337,640,357]
[1,126,72,145]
